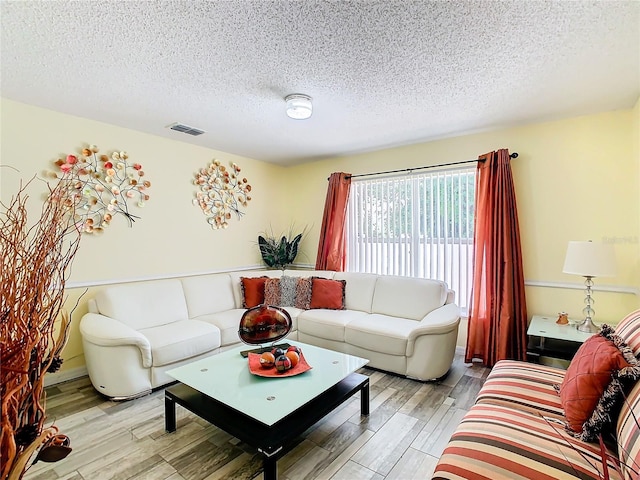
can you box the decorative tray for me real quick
[247,352,312,378]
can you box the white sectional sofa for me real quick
[79,269,461,399]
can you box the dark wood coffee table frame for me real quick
[165,372,369,480]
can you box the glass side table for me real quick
[526,315,594,364]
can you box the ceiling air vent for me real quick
[167,122,205,136]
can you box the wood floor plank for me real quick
[439,357,467,388]
[128,459,178,480]
[22,468,61,480]
[299,422,375,479]
[313,429,375,480]
[305,397,361,444]
[200,452,257,480]
[415,407,468,457]
[404,383,453,423]
[276,439,318,472]
[167,439,245,480]
[164,474,188,480]
[329,460,384,480]
[410,397,455,452]
[81,451,165,480]
[385,447,439,479]
[351,412,424,476]
[365,371,390,387]
[52,430,137,477]
[397,383,435,415]
[58,473,84,480]
[283,444,331,480]
[447,375,485,410]
[157,424,221,462]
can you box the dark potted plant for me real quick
[257,226,307,270]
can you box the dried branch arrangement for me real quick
[1,174,82,480]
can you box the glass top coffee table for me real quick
[165,341,369,480]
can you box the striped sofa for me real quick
[434,309,640,480]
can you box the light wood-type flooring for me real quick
[24,355,490,480]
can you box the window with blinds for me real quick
[346,166,476,312]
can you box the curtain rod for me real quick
[335,152,518,180]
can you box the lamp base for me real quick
[577,317,599,333]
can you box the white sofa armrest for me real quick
[406,303,461,356]
[445,289,455,305]
[80,313,152,368]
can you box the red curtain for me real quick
[315,172,352,271]
[465,149,528,367]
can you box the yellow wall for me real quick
[634,97,640,292]
[2,98,639,372]
[1,98,290,372]
[285,108,640,347]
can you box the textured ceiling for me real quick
[1,1,639,166]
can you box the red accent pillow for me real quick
[557,325,640,441]
[309,278,346,310]
[240,277,268,308]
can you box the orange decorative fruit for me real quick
[285,351,300,367]
[259,352,276,368]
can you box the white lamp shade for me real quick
[562,241,616,277]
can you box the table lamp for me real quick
[562,241,616,333]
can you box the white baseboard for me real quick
[44,366,88,387]
[455,345,465,356]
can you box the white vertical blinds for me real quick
[346,166,476,311]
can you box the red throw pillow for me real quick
[309,278,346,310]
[557,325,640,441]
[240,277,268,308]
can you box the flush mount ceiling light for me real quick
[285,94,312,120]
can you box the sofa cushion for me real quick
[558,325,640,441]
[476,360,566,420]
[345,314,417,356]
[434,403,621,480]
[371,276,446,320]
[279,307,302,329]
[241,276,268,308]
[616,380,640,480]
[614,308,640,357]
[94,279,189,330]
[333,272,377,312]
[309,278,346,310]
[297,309,366,342]
[138,319,220,367]
[181,273,235,317]
[195,309,248,347]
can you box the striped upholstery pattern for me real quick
[615,309,640,357]
[476,360,566,420]
[433,403,622,480]
[616,380,640,479]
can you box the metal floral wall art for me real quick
[193,159,252,229]
[51,145,151,234]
